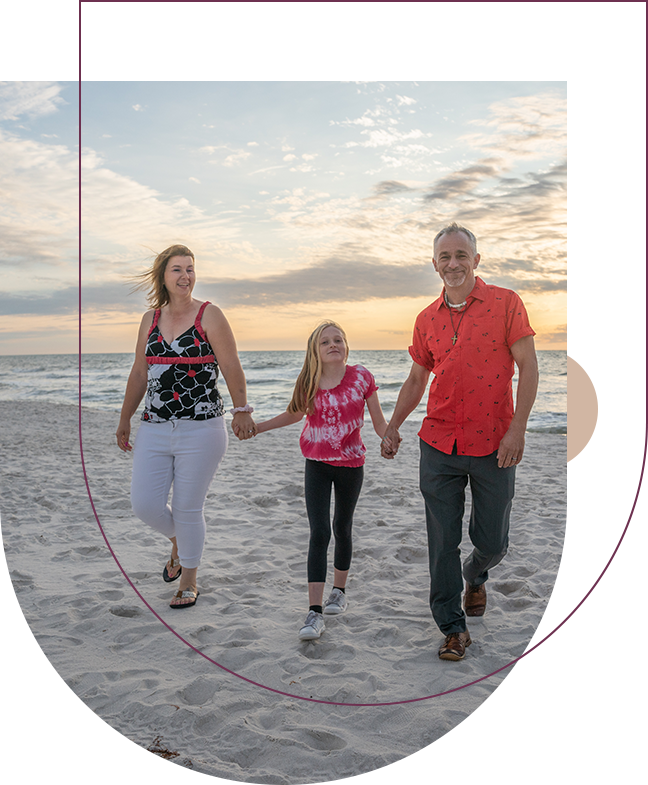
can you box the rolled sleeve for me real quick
[409,317,436,372]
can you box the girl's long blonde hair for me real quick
[288,321,349,415]
[131,245,195,309]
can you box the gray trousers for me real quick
[419,440,515,634]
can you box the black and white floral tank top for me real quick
[141,301,225,422]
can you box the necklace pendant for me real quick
[452,334,458,345]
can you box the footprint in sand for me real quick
[491,580,526,596]
[394,545,428,564]
[179,676,220,705]
[300,728,347,751]
[109,605,145,618]
[278,484,303,498]
[253,496,280,508]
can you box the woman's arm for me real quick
[116,311,154,452]
[202,304,256,439]
[366,391,388,439]
[255,410,304,435]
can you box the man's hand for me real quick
[381,423,401,459]
[379,361,429,460]
[497,425,525,468]
[497,335,538,468]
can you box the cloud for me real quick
[462,92,566,161]
[360,128,429,149]
[483,273,566,294]
[1,286,78,316]
[0,81,66,121]
[223,150,251,166]
[132,104,145,112]
[540,325,567,343]
[201,257,435,308]
[373,180,415,195]
[395,95,417,106]
[424,163,500,201]
[200,145,252,166]
[80,147,246,269]
[2,279,150,317]
[0,128,77,280]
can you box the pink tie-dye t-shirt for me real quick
[299,364,378,468]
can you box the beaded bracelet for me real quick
[230,405,254,415]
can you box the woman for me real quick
[116,244,255,609]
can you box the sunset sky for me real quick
[1,79,566,354]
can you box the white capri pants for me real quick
[131,417,228,569]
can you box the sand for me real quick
[2,401,566,783]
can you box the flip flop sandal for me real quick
[170,589,200,609]
[163,557,182,583]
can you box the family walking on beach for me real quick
[116,222,538,661]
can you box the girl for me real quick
[252,321,387,640]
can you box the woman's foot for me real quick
[163,557,182,582]
[170,585,199,609]
[170,565,199,608]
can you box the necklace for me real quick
[446,298,472,345]
[444,292,467,309]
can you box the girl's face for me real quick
[318,326,347,364]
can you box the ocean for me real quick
[0,350,566,434]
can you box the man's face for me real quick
[433,232,480,290]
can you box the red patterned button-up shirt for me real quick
[409,276,535,456]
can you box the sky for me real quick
[0,79,566,354]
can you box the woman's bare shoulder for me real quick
[140,309,156,329]
[201,302,228,327]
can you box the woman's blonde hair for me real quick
[131,245,195,309]
[288,321,349,415]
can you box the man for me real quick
[381,223,538,661]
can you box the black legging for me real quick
[304,459,364,583]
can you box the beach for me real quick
[2,400,566,783]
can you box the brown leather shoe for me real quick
[438,631,472,661]
[464,582,487,616]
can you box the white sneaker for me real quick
[323,588,348,615]
[298,610,325,641]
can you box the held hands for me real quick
[380,423,402,459]
[232,411,257,440]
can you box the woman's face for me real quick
[164,255,196,297]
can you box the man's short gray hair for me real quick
[433,222,478,256]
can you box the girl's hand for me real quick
[232,411,257,440]
[116,420,132,452]
[381,424,401,459]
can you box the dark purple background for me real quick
[80,0,648,672]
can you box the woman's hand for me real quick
[116,419,132,452]
[232,411,257,440]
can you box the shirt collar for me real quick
[434,275,486,310]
